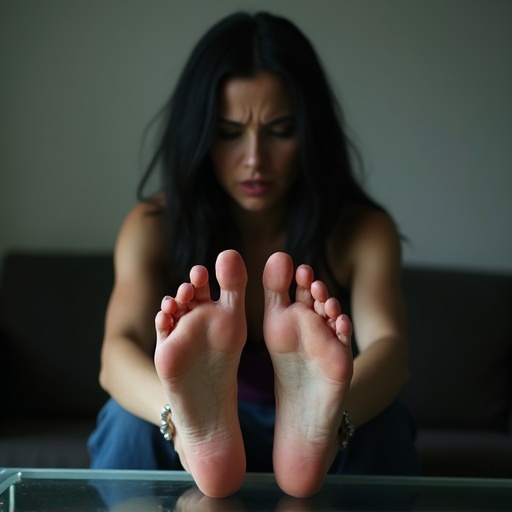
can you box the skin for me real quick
[155,250,352,498]
[99,72,409,498]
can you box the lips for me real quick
[239,179,272,196]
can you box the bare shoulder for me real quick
[115,196,168,274]
[351,206,401,262]
[328,203,402,286]
[104,196,169,353]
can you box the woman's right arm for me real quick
[98,202,169,426]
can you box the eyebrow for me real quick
[216,115,294,127]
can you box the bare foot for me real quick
[262,252,353,498]
[154,250,248,498]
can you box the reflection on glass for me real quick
[1,470,512,511]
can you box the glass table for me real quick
[1,468,511,511]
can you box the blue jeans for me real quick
[88,398,419,475]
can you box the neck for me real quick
[232,205,288,247]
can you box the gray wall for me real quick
[1,0,511,272]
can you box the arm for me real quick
[331,210,409,428]
[98,202,169,426]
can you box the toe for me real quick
[216,250,247,309]
[263,252,294,309]
[295,264,314,289]
[262,252,294,293]
[190,265,211,301]
[335,314,353,345]
[176,283,195,303]
[311,280,329,303]
[324,297,342,320]
[155,310,172,341]
[295,265,314,305]
[161,296,177,315]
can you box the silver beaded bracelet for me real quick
[338,410,355,449]
[160,404,176,441]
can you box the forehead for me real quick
[217,72,293,119]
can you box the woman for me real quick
[88,11,419,498]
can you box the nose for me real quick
[245,134,264,170]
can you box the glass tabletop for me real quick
[1,468,512,511]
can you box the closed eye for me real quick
[215,116,296,139]
[269,125,295,138]
[217,128,242,139]
[216,119,243,140]
[267,116,296,139]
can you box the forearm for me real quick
[343,336,410,428]
[99,336,166,426]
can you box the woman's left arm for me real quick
[335,211,410,428]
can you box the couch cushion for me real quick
[0,252,112,419]
[401,266,512,431]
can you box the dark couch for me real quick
[1,252,511,476]
[400,266,512,477]
[0,253,111,468]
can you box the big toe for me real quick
[216,250,248,291]
[262,252,294,293]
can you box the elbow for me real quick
[98,344,112,394]
[98,364,109,393]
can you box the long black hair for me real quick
[138,12,384,289]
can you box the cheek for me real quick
[211,148,237,192]
[211,145,239,175]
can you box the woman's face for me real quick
[210,72,299,214]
